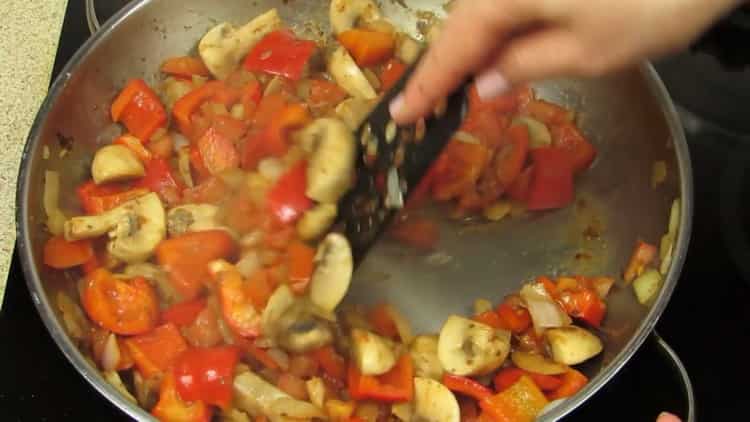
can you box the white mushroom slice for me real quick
[329,0,382,34]
[335,97,377,130]
[545,326,603,365]
[198,9,283,80]
[297,203,338,241]
[233,371,325,422]
[309,233,353,312]
[329,47,377,100]
[351,328,397,375]
[122,262,181,304]
[510,350,568,375]
[91,144,145,185]
[64,192,165,264]
[412,377,461,422]
[303,118,357,203]
[167,204,232,237]
[261,284,297,341]
[438,315,511,376]
[410,335,443,380]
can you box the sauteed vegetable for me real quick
[41,2,628,421]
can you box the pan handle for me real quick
[84,0,100,35]
[651,332,696,422]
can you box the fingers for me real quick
[475,28,587,100]
[656,412,682,422]
[389,0,541,123]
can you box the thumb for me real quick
[474,28,588,100]
[656,412,682,422]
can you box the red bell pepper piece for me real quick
[241,80,263,120]
[496,302,532,334]
[242,104,311,170]
[43,236,93,269]
[379,58,407,92]
[547,368,588,400]
[442,374,493,400]
[172,81,236,138]
[348,354,414,402]
[369,304,399,339]
[624,240,658,283]
[493,368,563,393]
[337,29,395,67]
[493,124,530,192]
[473,311,505,329]
[111,79,167,142]
[558,287,607,327]
[196,126,240,175]
[550,122,597,174]
[526,147,575,211]
[312,345,347,383]
[161,56,211,78]
[235,336,281,370]
[81,270,159,336]
[156,230,237,301]
[243,30,317,81]
[125,323,189,379]
[287,240,316,294]
[266,160,313,224]
[152,372,212,422]
[136,158,184,205]
[214,264,262,338]
[173,346,240,410]
[162,299,208,326]
[308,79,348,112]
[76,180,150,214]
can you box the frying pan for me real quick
[16,0,694,420]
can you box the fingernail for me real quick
[389,94,407,120]
[475,70,510,100]
[657,412,682,422]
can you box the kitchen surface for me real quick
[2,1,749,421]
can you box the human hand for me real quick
[657,411,683,422]
[390,0,742,123]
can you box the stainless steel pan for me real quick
[16,0,693,420]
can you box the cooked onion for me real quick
[43,171,66,236]
[385,304,414,344]
[101,333,121,372]
[519,282,571,331]
[267,347,290,371]
[56,291,89,340]
[236,251,262,278]
[258,158,285,182]
[453,131,480,145]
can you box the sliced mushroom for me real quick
[329,0,382,34]
[276,301,334,353]
[309,233,353,312]
[64,192,166,264]
[199,9,283,80]
[334,97,377,130]
[302,118,357,204]
[328,47,377,100]
[233,371,325,422]
[121,262,181,305]
[167,204,235,237]
[297,203,338,241]
[351,328,397,375]
[91,144,145,185]
[545,326,603,365]
[437,315,511,376]
[412,377,461,422]
[410,335,443,380]
[510,350,568,375]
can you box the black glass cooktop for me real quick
[3,1,749,420]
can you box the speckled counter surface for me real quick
[0,0,67,302]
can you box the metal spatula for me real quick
[338,65,469,263]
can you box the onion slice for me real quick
[519,282,571,331]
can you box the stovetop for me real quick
[2,1,749,421]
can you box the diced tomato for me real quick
[156,230,237,301]
[286,241,316,294]
[242,104,310,170]
[125,323,188,378]
[188,145,212,184]
[263,225,296,250]
[338,29,395,67]
[506,165,534,202]
[558,287,607,327]
[526,148,575,211]
[196,126,240,175]
[389,216,440,250]
[152,372,212,422]
[547,368,588,400]
[550,122,597,173]
[43,236,93,269]
[266,160,313,224]
[493,124,530,192]
[473,311,505,329]
[136,158,184,205]
[182,176,229,205]
[308,79,348,112]
[161,56,210,78]
[246,269,273,309]
[235,337,281,370]
[111,79,167,142]
[379,58,407,92]
[312,345,347,382]
[213,265,261,338]
[369,304,399,339]
[432,141,489,201]
[173,81,227,137]
[161,299,207,326]
[173,346,240,409]
[80,269,159,335]
[244,30,317,81]
[183,306,223,349]
[493,368,563,393]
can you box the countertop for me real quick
[0,0,67,303]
